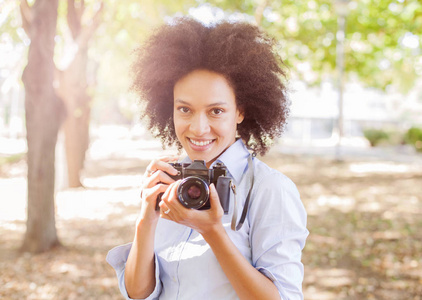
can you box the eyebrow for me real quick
[174,99,228,107]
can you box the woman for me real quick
[107,17,308,300]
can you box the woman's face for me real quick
[173,69,244,167]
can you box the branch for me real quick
[80,0,86,14]
[75,2,104,49]
[254,0,269,26]
[67,0,82,39]
[20,0,33,37]
[77,0,86,24]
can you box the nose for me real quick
[189,113,210,136]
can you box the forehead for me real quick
[173,69,236,105]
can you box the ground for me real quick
[0,133,421,300]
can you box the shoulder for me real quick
[252,157,298,195]
[249,157,305,220]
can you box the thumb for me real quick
[209,183,223,212]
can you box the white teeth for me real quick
[189,138,213,146]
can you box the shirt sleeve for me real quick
[106,243,162,300]
[248,171,309,300]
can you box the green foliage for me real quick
[3,0,422,122]
[0,0,23,42]
[55,0,197,123]
[0,153,25,167]
[404,127,422,152]
[1,0,198,123]
[363,129,390,147]
[201,0,422,92]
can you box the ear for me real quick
[236,109,244,124]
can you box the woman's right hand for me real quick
[137,156,179,225]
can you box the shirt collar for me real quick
[180,139,250,183]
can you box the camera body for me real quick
[157,160,231,214]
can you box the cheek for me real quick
[173,120,181,135]
[173,117,187,136]
[173,114,179,133]
[213,118,236,136]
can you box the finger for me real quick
[160,209,171,220]
[142,183,169,206]
[146,157,180,177]
[144,170,178,189]
[160,181,187,217]
[159,185,175,219]
[160,181,180,208]
[209,183,223,214]
[160,204,171,216]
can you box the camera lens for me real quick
[177,177,209,209]
[187,184,201,199]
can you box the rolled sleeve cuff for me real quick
[106,243,162,300]
[257,266,304,300]
[257,267,284,300]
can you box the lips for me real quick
[189,138,213,146]
[188,138,215,149]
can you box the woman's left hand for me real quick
[159,181,224,235]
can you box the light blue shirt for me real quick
[106,139,309,300]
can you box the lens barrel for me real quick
[177,176,210,209]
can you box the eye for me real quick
[211,108,224,115]
[177,106,190,114]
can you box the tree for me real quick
[86,0,198,123]
[56,0,104,188]
[200,0,422,93]
[20,0,65,253]
[55,0,194,187]
[16,0,197,253]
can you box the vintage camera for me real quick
[156,160,231,214]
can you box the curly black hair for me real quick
[131,17,290,156]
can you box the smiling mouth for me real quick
[188,138,215,147]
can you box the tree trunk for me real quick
[20,0,64,253]
[57,0,103,188]
[59,48,91,188]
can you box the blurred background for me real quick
[0,0,421,299]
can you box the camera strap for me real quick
[230,153,254,231]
